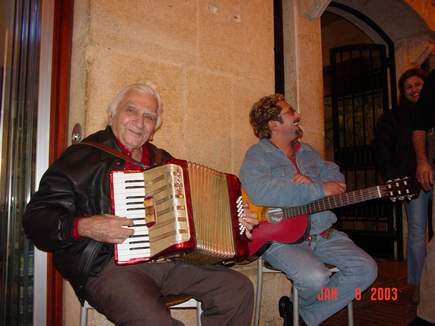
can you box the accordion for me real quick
[110,159,249,265]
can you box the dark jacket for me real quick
[23,126,172,300]
[372,102,416,181]
[414,70,435,131]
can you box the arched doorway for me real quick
[322,2,401,259]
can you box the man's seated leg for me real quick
[161,263,254,326]
[263,231,377,326]
[84,260,179,326]
[307,230,377,325]
[263,242,331,308]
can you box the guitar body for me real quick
[242,190,310,256]
[248,214,309,256]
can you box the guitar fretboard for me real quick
[282,185,383,218]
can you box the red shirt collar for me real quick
[114,138,150,168]
[292,141,301,153]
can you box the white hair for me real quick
[107,82,163,129]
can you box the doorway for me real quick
[321,6,402,259]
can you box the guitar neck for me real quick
[282,185,383,217]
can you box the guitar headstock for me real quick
[382,177,420,202]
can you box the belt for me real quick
[305,228,333,242]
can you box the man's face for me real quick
[404,75,424,103]
[274,100,302,140]
[109,90,158,151]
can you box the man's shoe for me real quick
[279,296,293,326]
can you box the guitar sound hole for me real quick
[267,208,284,224]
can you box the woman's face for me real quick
[403,75,424,103]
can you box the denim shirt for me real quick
[239,138,344,235]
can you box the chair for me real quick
[254,256,354,326]
[165,295,202,326]
[80,295,202,326]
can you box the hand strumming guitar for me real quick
[239,209,259,240]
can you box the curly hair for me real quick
[249,94,286,139]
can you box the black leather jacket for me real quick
[372,102,416,181]
[23,126,172,300]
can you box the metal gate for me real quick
[330,44,402,259]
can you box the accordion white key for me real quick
[110,159,249,265]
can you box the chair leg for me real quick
[196,300,202,326]
[254,257,264,326]
[347,301,354,326]
[292,286,299,326]
[80,304,88,326]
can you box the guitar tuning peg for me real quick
[391,198,397,202]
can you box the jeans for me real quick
[406,189,432,285]
[263,230,377,326]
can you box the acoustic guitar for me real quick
[243,177,419,256]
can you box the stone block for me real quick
[183,67,233,171]
[230,78,273,173]
[89,0,197,66]
[197,0,274,80]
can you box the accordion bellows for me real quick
[111,159,248,265]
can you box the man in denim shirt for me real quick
[240,94,377,325]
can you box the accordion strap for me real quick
[79,141,147,169]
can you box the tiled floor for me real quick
[323,258,417,326]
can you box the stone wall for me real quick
[405,0,435,31]
[68,0,274,174]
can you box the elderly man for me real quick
[23,84,256,325]
[240,94,377,326]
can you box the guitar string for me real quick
[281,185,397,219]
